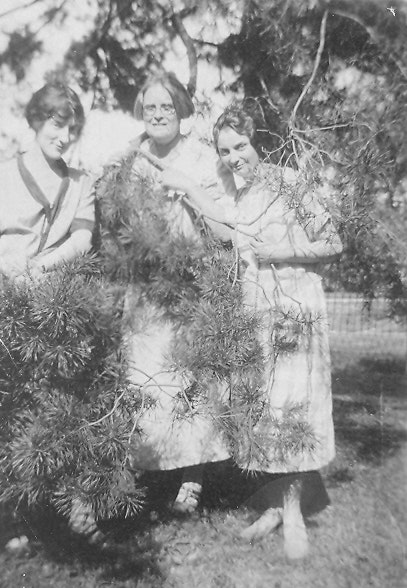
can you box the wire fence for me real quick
[326,293,407,366]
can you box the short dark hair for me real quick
[213,104,260,153]
[25,82,85,136]
[133,72,194,121]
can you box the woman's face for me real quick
[217,126,259,179]
[142,84,180,146]
[36,116,77,161]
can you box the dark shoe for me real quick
[172,482,202,514]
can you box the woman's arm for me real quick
[249,189,343,265]
[0,255,28,278]
[31,228,93,273]
[250,230,342,265]
[160,168,234,242]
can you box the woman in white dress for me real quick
[0,83,94,280]
[213,106,342,559]
[0,82,98,539]
[123,73,230,513]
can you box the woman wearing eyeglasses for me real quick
[122,72,230,514]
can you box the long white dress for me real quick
[124,135,230,470]
[221,167,337,473]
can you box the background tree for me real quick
[1,0,407,531]
[1,0,406,302]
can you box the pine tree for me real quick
[97,152,318,469]
[0,257,144,523]
[0,150,320,526]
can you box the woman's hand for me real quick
[249,238,272,263]
[249,235,289,263]
[28,259,46,280]
[32,229,92,272]
[0,255,28,279]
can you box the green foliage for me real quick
[216,1,407,305]
[97,154,206,294]
[221,399,317,470]
[0,257,144,520]
[59,0,202,110]
[2,0,407,525]
[0,28,42,82]
[96,153,319,469]
[1,0,406,310]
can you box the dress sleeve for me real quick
[278,165,340,246]
[294,188,340,248]
[70,172,96,234]
[247,165,342,266]
[300,194,339,245]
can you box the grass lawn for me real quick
[1,349,406,588]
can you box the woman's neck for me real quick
[24,142,65,178]
[234,168,260,201]
[150,133,183,159]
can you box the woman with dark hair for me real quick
[212,105,342,559]
[123,72,231,513]
[0,82,94,279]
[0,82,98,539]
[131,71,233,220]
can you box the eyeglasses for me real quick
[143,103,176,118]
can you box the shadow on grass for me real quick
[332,356,406,399]
[332,355,407,466]
[2,356,405,586]
[0,504,166,586]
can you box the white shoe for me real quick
[172,482,202,514]
[282,487,309,560]
[283,519,309,560]
[240,507,282,541]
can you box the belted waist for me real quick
[257,261,292,270]
[255,260,320,274]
